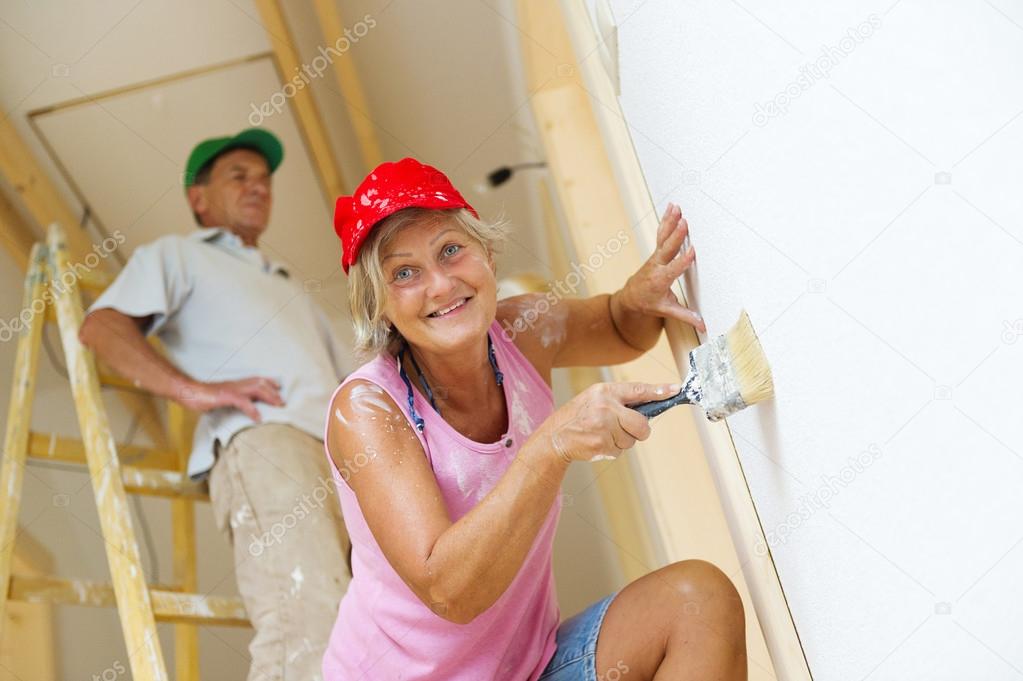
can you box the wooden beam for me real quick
[9,575,249,628]
[310,0,384,171]
[535,178,659,581]
[47,223,168,681]
[0,115,169,451]
[568,1,813,675]
[518,2,801,678]
[254,0,349,201]
[0,189,39,270]
[0,118,109,282]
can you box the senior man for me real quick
[79,128,350,680]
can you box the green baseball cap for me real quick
[183,128,284,187]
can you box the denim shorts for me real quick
[538,593,618,681]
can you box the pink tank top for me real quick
[322,319,561,680]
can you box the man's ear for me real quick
[187,185,207,220]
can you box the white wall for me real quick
[611,0,1023,679]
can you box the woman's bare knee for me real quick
[594,560,746,680]
[659,560,746,648]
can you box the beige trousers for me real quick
[208,423,351,681]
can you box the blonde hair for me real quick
[347,207,508,359]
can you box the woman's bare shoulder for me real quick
[495,293,565,385]
[327,379,424,473]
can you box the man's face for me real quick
[189,148,272,243]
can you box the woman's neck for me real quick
[404,336,496,413]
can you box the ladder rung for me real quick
[121,466,208,500]
[26,456,208,500]
[28,431,179,470]
[79,269,113,291]
[8,575,249,627]
[97,371,145,392]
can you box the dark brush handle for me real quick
[629,390,689,418]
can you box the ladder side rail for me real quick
[46,223,169,681]
[0,243,49,636]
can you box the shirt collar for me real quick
[189,226,229,243]
[187,227,290,278]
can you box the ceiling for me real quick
[1,0,557,339]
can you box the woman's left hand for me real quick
[619,202,706,333]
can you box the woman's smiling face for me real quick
[380,215,498,355]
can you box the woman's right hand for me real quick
[539,382,681,463]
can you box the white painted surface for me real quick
[611,1,1023,679]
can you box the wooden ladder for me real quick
[0,224,249,681]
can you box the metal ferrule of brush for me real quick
[630,335,747,421]
[691,333,748,421]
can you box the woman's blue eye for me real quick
[394,267,413,281]
[443,243,461,257]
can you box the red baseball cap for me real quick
[334,157,478,274]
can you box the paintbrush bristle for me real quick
[724,310,774,406]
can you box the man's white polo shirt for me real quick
[89,227,347,478]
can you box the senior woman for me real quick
[323,158,747,680]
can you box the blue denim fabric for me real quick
[538,593,618,681]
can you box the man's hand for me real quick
[177,377,285,421]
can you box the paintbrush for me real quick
[630,310,774,421]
